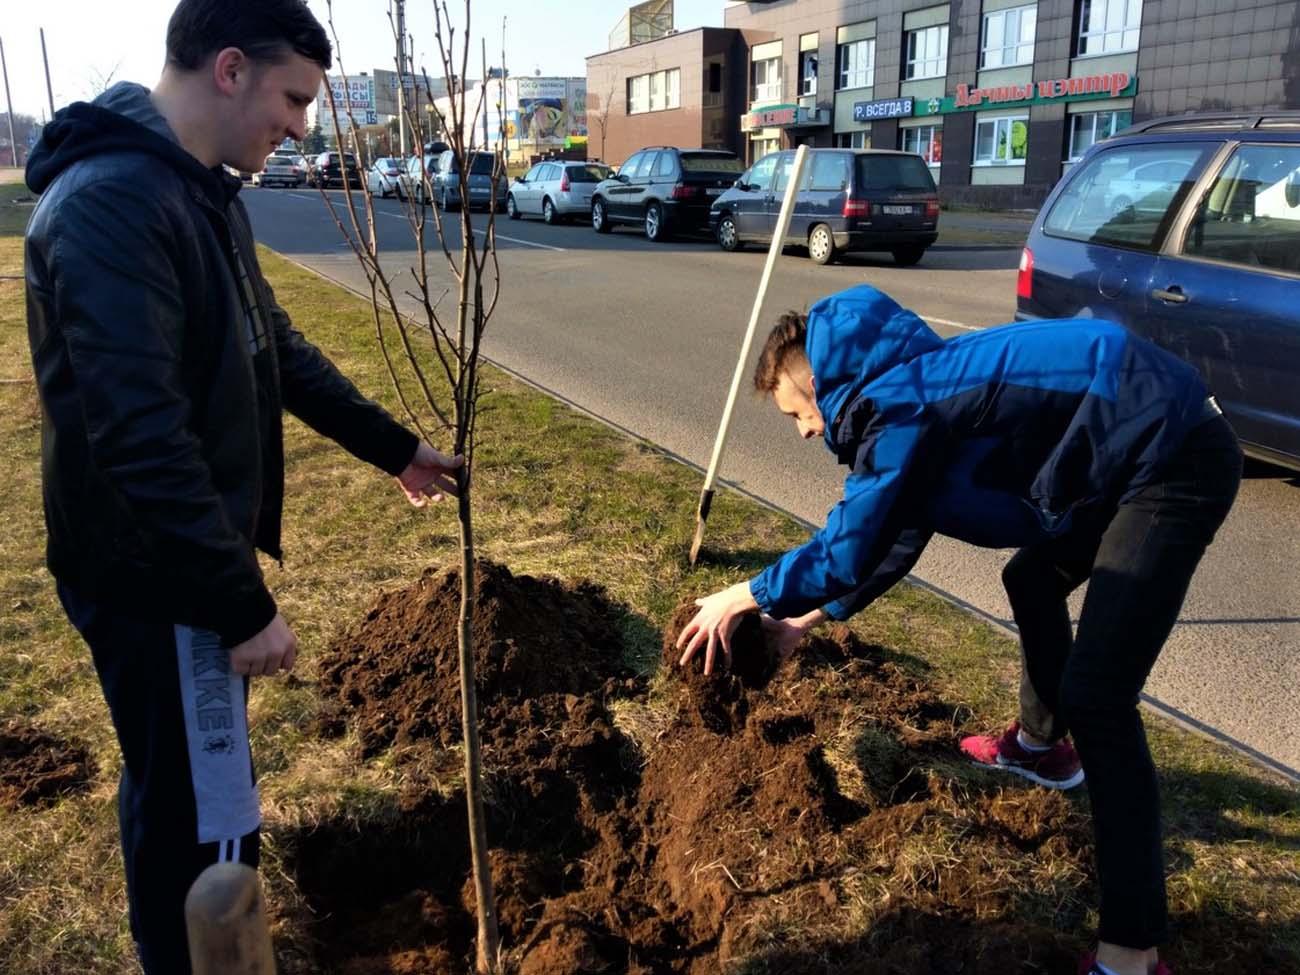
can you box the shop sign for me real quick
[741,104,829,131]
[853,97,914,122]
[915,71,1137,117]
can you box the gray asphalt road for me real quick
[245,186,1300,776]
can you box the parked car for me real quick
[366,157,406,198]
[430,149,508,211]
[507,161,613,223]
[709,148,940,266]
[403,153,442,204]
[253,149,304,188]
[312,150,361,189]
[1017,112,1300,470]
[590,147,743,241]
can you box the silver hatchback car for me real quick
[507,161,613,224]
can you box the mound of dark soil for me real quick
[318,561,635,756]
[292,571,1096,974]
[0,720,96,811]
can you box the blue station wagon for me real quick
[1017,113,1300,470]
[708,148,939,266]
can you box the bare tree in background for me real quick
[317,1,505,971]
[85,60,123,99]
[592,83,616,162]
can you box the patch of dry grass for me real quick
[0,225,1296,973]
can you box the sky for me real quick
[1,0,729,121]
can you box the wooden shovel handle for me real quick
[185,862,276,975]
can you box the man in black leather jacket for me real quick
[23,2,459,970]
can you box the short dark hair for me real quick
[166,0,332,71]
[753,311,809,393]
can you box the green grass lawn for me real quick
[0,185,1296,973]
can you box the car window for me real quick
[805,153,851,192]
[618,153,644,178]
[652,152,677,178]
[523,164,543,182]
[773,153,797,193]
[568,165,610,183]
[1043,142,1214,252]
[856,155,936,192]
[468,154,496,175]
[440,151,456,173]
[544,164,562,181]
[1181,143,1300,275]
[634,152,659,179]
[747,153,779,191]
[680,153,744,173]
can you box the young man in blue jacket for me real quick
[24,2,459,971]
[677,285,1241,975]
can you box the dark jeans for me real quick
[1001,412,1242,949]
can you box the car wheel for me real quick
[808,223,837,265]
[716,213,742,252]
[644,201,668,241]
[507,194,520,220]
[592,198,612,234]
[543,198,559,225]
[892,245,926,267]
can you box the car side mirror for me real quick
[734,179,749,192]
[616,173,630,184]
[514,175,525,183]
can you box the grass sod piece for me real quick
[0,219,1296,971]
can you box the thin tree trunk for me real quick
[457,483,499,974]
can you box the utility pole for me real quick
[40,28,55,117]
[1,37,18,168]
[394,0,409,158]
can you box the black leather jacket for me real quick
[25,84,417,646]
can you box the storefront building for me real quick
[589,0,1299,207]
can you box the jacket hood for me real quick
[26,82,236,203]
[805,284,944,448]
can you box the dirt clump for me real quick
[298,572,1097,974]
[0,720,96,811]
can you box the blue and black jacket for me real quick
[749,285,1212,622]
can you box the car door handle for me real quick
[1151,286,1188,304]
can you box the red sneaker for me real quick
[960,721,1085,790]
[1078,951,1172,975]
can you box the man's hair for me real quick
[166,0,333,71]
[753,311,809,393]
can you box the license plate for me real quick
[706,187,723,196]
[883,205,913,215]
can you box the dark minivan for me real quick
[590,147,744,241]
[709,149,939,266]
[1018,112,1300,470]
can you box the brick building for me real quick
[587,0,1300,206]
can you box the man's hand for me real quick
[396,442,464,507]
[761,608,828,661]
[675,581,760,676]
[230,613,297,677]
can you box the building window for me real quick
[801,51,819,95]
[1077,0,1142,56]
[709,62,723,93]
[753,56,782,103]
[905,25,949,80]
[981,4,1037,69]
[974,116,1028,165]
[627,68,680,115]
[901,125,943,166]
[837,130,869,148]
[1068,109,1132,160]
[837,38,875,90]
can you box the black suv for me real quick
[591,147,744,241]
[312,151,362,189]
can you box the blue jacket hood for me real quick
[805,285,943,450]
